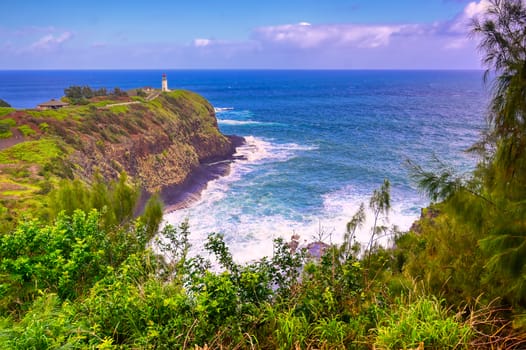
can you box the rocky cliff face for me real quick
[0,90,237,201]
[69,90,236,192]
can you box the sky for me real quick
[0,0,492,69]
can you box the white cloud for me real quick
[449,0,491,34]
[194,38,212,47]
[253,23,407,49]
[30,31,72,50]
[440,0,490,49]
[464,0,491,18]
[1,2,487,69]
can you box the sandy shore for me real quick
[161,135,245,213]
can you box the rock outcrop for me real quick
[0,90,239,201]
[68,91,236,192]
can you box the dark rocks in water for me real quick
[307,241,330,259]
[288,234,301,253]
[287,234,330,260]
[228,134,246,149]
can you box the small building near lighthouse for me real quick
[37,98,69,110]
[161,73,170,92]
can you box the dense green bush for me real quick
[17,124,36,136]
[0,118,15,138]
[374,296,473,349]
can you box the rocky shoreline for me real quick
[161,135,246,213]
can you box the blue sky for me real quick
[0,0,490,69]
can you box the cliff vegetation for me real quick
[0,89,235,225]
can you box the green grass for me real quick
[131,96,146,102]
[0,131,13,139]
[108,105,129,114]
[0,176,39,198]
[91,100,119,107]
[0,139,63,165]
[374,296,473,349]
[38,123,49,132]
[0,118,16,127]
[146,98,163,110]
[0,118,16,139]
[1,187,38,197]
[0,108,15,117]
[26,106,92,121]
[27,109,71,120]
[18,125,36,137]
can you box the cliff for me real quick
[0,90,238,217]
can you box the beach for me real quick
[161,135,246,212]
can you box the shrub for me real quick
[38,122,49,132]
[274,310,309,350]
[0,108,14,117]
[0,118,16,127]
[0,139,63,165]
[0,130,12,139]
[0,118,15,138]
[17,125,36,137]
[0,294,84,349]
[374,296,473,349]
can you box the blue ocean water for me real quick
[0,70,487,261]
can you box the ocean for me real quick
[0,70,488,262]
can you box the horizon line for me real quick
[0,68,484,72]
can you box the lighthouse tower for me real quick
[161,73,169,92]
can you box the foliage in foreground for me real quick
[400,0,526,319]
[0,155,522,348]
[374,296,472,350]
[0,211,477,349]
[0,170,473,348]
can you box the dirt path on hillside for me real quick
[0,129,24,151]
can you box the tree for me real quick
[111,87,128,97]
[0,98,11,107]
[94,87,107,96]
[410,0,526,309]
[81,86,94,99]
[470,0,526,307]
[366,179,391,268]
[472,0,526,197]
[141,193,163,242]
[136,89,148,98]
[64,85,83,99]
[48,172,140,229]
[64,85,108,102]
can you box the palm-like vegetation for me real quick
[472,0,526,193]
[471,0,526,307]
[410,0,526,311]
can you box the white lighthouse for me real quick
[161,73,169,92]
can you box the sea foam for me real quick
[163,136,323,262]
[218,119,278,126]
[162,135,419,264]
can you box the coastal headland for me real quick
[0,89,243,218]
